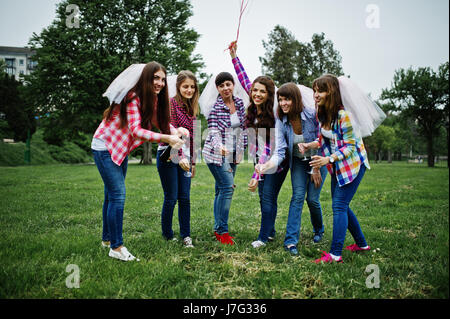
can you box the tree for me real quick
[24,0,204,164]
[381,63,448,167]
[438,62,449,167]
[0,72,36,142]
[364,125,396,163]
[260,25,299,85]
[260,26,344,86]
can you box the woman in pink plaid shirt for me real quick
[91,62,187,262]
[156,70,199,248]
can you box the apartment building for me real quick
[0,46,37,81]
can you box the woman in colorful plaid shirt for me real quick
[229,44,289,249]
[306,74,372,264]
[202,72,248,245]
[91,62,187,261]
[156,70,199,248]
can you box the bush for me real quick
[0,129,91,166]
[47,141,91,164]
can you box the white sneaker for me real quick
[108,246,140,261]
[251,240,266,248]
[183,237,194,248]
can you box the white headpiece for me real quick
[297,84,316,114]
[166,74,178,99]
[338,76,386,138]
[199,72,249,118]
[102,64,146,105]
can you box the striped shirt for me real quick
[169,97,197,164]
[319,108,370,187]
[202,95,247,165]
[93,92,176,166]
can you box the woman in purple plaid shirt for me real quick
[202,72,248,245]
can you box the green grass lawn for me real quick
[0,161,448,299]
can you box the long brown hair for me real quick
[103,61,170,134]
[174,70,199,117]
[312,74,343,128]
[276,82,304,120]
[245,76,276,139]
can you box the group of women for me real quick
[91,43,385,264]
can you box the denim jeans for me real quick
[284,157,327,247]
[207,161,237,234]
[92,150,128,250]
[329,164,368,256]
[156,149,192,239]
[257,168,288,242]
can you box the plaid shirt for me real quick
[232,56,285,179]
[94,92,175,166]
[202,95,248,165]
[319,108,370,187]
[169,97,197,164]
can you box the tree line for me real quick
[0,2,448,167]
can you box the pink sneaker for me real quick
[345,244,371,252]
[314,251,343,264]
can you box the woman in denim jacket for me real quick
[256,83,327,256]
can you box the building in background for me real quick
[0,46,36,81]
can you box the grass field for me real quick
[0,161,448,299]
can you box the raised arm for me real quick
[229,44,252,94]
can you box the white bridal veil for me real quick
[338,76,386,138]
[199,72,250,118]
[297,84,316,114]
[102,64,146,105]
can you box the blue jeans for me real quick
[92,150,128,250]
[156,150,192,239]
[284,157,327,247]
[207,162,237,234]
[329,164,368,256]
[257,168,288,242]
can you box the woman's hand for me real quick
[298,141,319,154]
[165,135,184,150]
[177,127,189,138]
[311,168,323,188]
[255,160,275,175]
[219,145,229,156]
[248,178,258,192]
[229,41,237,58]
[298,143,309,155]
[310,155,329,169]
[179,158,190,172]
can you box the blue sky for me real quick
[1,0,448,99]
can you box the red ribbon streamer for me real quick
[227,0,250,51]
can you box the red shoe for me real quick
[313,251,343,264]
[220,233,235,245]
[345,244,371,252]
[214,232,222,241]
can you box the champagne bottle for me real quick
[159,136,182,162]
